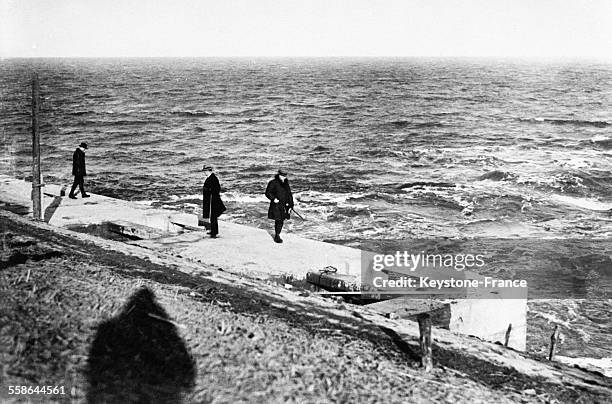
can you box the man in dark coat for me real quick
[202,165,226,238]
[265,169,294,243]
[69,142,90,199]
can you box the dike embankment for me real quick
[1,177,611,403]
[0,175,527,350]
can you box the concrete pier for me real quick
[0,175,527,349]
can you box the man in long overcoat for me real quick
[202,165,226,238]
[69,142,90,199]
[265,169,294,243]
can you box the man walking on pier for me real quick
[265,169,294,243]
[69,142,89,199]
[202,165,226,238]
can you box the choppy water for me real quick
[1,58,610,360]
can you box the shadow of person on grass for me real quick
[86,287,196,404]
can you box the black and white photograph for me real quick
[1,1,611,403]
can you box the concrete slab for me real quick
[367,296,527,350]
[132,222,363,278]
[0,175,363,278]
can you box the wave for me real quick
[217,192,268,204]
[327,205,371,220]
[240,164,270,173]
[421,95,491,102]
[82,93,109,99]
[400,185,474,213]
[234,118,264,124]
[397,181,456,189]
[515,170,612,197]
[113,119,159,126]
[71,118,158,127]
[477,170,514,181]
[178,155,203,165]
[360,149,404,158]
[295,190,369,205]
[346,191,400,204]
[414,122,445,128]
[212,119,261,125]
[588,135,612,149]
[170,110,214,117]
[288,103,317,108]
[550,194,612,211]
[168,190,376,209]
[519,117,610,128]
[385,121,444,129]
[320,103,360,110]
[590,134,610,143]
[312,145,332,153]
[221,108,264,117]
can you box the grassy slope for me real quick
[0,214,608,403]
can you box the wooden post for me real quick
[417,313,433,371]
[549,325,560,361]
[31,74,42,220]
[504,323,512,347]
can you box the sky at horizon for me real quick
[1,0,611,59]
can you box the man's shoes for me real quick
[210,234,218,238]
[69,194,77,199]
[274,235,283,243]
[82,194,90,198]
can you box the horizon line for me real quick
[2,55,612,62]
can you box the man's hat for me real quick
[202,164,213,171]
[277,168,288,176]
[79,142,88,149]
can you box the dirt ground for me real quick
[0,214,609,403]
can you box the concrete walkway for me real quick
[0,175,362,278]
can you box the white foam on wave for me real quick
[551,194,612,211]
[515,173,561,187]
[220,190,373,210]
[531,309,573,328]
[400,184,474,210]
[559,158,592,169]
[591,134,610,143]
[294,190,370,206]
[151,190,377,214]
[222,192,268,204]
[133,200,155,206]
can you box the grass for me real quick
[0,215,609,403]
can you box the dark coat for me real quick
[202,173,226,218]
[72,148,86,177]
[265,175,294,220]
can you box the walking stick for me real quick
[290,207,306,221]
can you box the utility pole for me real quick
[31,74,42,220]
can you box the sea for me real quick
[0,58,610,368]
